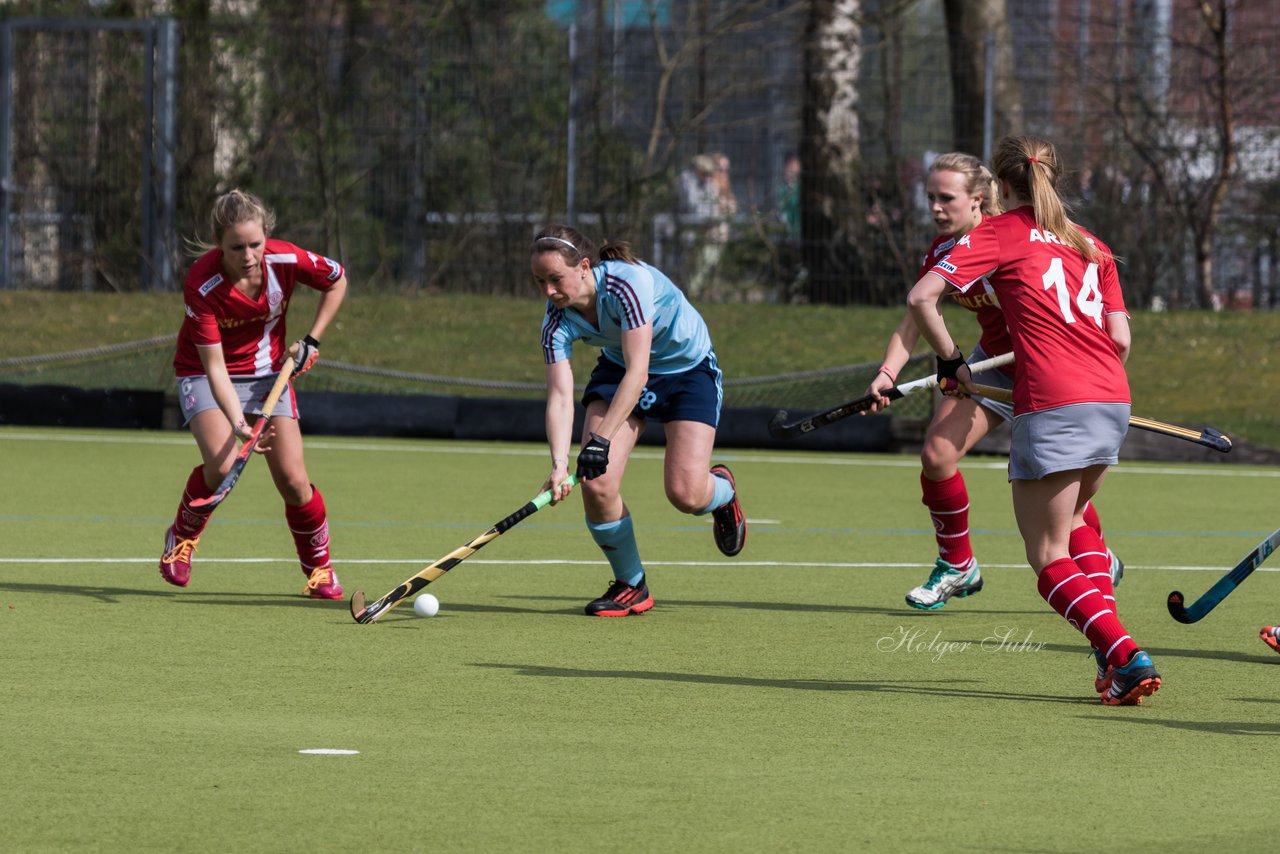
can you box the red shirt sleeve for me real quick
[291,244,345,291]
[929,224,1000,293]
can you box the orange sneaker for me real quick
[1101,651,1161,706]
[160,527,199,587]
[302,565,343,600]
[1260,626,1280,655]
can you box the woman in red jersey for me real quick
[160,190,348,600]
[906,136,1160,706]
[864,152,1123,614]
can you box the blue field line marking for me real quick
[2,429,1277,478]
[2,556,1278,572]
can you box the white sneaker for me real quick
[1108,549,1124,588]
[905,558,983,610]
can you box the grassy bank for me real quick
[2,291,1277,448]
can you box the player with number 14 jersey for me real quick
[928,205,1130,415]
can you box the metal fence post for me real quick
[566,21,578,227]
[155,17,179,291]
[0,22,12,289]
[141,23,155,292]
[982,30,994,165]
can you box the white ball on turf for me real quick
[414,593,440,617]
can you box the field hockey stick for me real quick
[766,351,1015,439]
[1167,526,1280,624]
[871,383,1232,454]
[189,361,297,510]
[1128,416,1232,453]
[350,474,581,624]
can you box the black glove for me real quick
[576,432,611,480]
[935,349,967,394]
[293,334,321,375]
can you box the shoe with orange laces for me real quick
[302,565,343,600]
[1101,650,1161,706]
[160,526,200,587]
[585,575,653,617]
[1260,626,1280,655]
[709,464,747,557]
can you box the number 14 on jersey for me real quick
[1042,258,1103,326]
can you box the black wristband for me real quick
[303,334,321,348]
[936,349,966,382]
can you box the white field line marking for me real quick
[1,430,1277,478]
[298,749,359,755]
[1,557,1274,573]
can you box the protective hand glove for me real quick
[575,432,611,481]
[935,349,968,395]
[293,334,321,376]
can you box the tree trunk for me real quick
[942,0,1020,157]
[172,0,217,260]
[801,0,863,303]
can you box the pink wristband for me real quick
[877,365,897,382]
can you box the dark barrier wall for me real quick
[298,392,893,452]
[0,384,167,429]
[8,383,1272,463]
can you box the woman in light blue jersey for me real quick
[532,224,746,616]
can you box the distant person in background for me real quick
[862,152,1123,615]
[906,135,1159,706]
[776,150,801,241]
[684,152,737,298]
[160,189,348,600]
[531,223,746,616]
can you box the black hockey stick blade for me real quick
[1198,427,1233,453]
[766,351,1015,441]
[1128,416,1233,454]
[1167,526,1280,624]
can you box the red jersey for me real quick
[927,206,1129,414]
[174,239,343,377]
[918,227,1014,372]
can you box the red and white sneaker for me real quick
[1260,626,1280,655]
[160,526,199,587]
[302,565,343,600]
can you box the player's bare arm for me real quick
[543,358,576,503]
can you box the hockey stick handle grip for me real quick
[258,358,298,421]
[892,351,1015,398]
[496,474,580,534]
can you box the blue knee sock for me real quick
[587,514,644,586]
[694,471,735,516]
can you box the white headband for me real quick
[537,236,578,252]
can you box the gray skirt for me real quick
[1008,402,1130,481]
[175,373,297,427]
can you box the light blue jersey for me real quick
[540,259,713,374]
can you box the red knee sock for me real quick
[172,464,215,540]
[921,471,973,567]
[1070,524,1116,619]
[1082,502,1107,548]
[285,484,331,573]
[1037,557,1137,668]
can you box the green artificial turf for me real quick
[2,427,1279,851]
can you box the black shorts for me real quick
[581,353,723,427]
